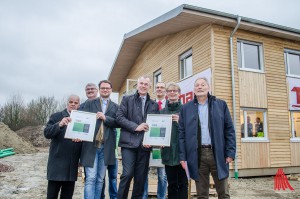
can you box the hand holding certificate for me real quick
[142,114,172,146]
[64,110,96,142]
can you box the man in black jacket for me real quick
[80,80,119,199]
[116,75,159,199]
[44,94,82,199]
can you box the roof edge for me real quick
[124,5,184,39]
[182,4,300,34]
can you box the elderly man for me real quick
[117,75,159,199]
[179,77,236,199]
[80,80,119,199]
[44,94,82,199]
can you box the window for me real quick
[285,49,300,77]
[180,49,193,80]
[240,108,268,141]
[290,111,300,141]
[237,40,264,72]
[153,69,162,87]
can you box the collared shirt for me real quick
[101,97,108,113]
[156,98,166,109]
[198,99,211,145]
[141,96,146,115]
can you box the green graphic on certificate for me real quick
[152,149,161,159]
[72,122,90,133]
[150,127,166,137]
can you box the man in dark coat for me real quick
[178,77,236,198]
[80,82,118,199]
[116,75,159,199]
[44,94,82,199]
[80,80,119,199]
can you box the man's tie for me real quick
[158,100,162,110]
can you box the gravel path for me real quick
[0,148,299,199]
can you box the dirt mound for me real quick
[0,123,37,154]
[16,125,50,147]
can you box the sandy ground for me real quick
[0,148,299,199]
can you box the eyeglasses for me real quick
[166,90,178,93]
[156,86,165,89]
[100,87,111,90]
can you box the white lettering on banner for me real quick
[177,68,212,104]
[288,77,300,110]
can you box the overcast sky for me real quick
[0,0,299,105]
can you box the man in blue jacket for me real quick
[116,75,159,199]
[178,77,236,198]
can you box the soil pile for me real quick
[0,122,37,154]
[16,125,50,147]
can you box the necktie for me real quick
[158,100,162,110]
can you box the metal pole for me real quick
[229,16,241,179]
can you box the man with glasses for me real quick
[143,82,167,199]
[117,75,159,199]
[80,80,119,199]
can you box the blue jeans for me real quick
[84,146,107,199]
[107,159,118,199]
[143,167,167,199]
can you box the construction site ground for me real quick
[0,148,299,199]
[0,123,299,198]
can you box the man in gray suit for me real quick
[80,80,119,199]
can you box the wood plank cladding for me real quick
[239,71,267,108]
[213,24,300,169]
[119,24,212,98]
[118,21,300,172]
[241,143,270,168]
[291,143,300,166]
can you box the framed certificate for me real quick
[143,114,172,146]
[64,110,96,142]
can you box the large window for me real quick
[290,111,300,141]
[240,108,268,141]
[285,49,300,77]
[238,40,264,72]
[180,49,192,80]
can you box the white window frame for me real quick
[240,108,269,142]
[180,49,193,80]
[237,40,264,73]
[285,49,300,78]
[290,111,300,142]
[153,69,162,88]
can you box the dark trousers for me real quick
[117,146,150,199]
[195,148,230,199]
[165,164,188,199]
[47,180,75,199]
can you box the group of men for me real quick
[44,75,236,199]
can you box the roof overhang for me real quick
[108,4,300,92]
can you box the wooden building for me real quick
[108,4,300,177]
